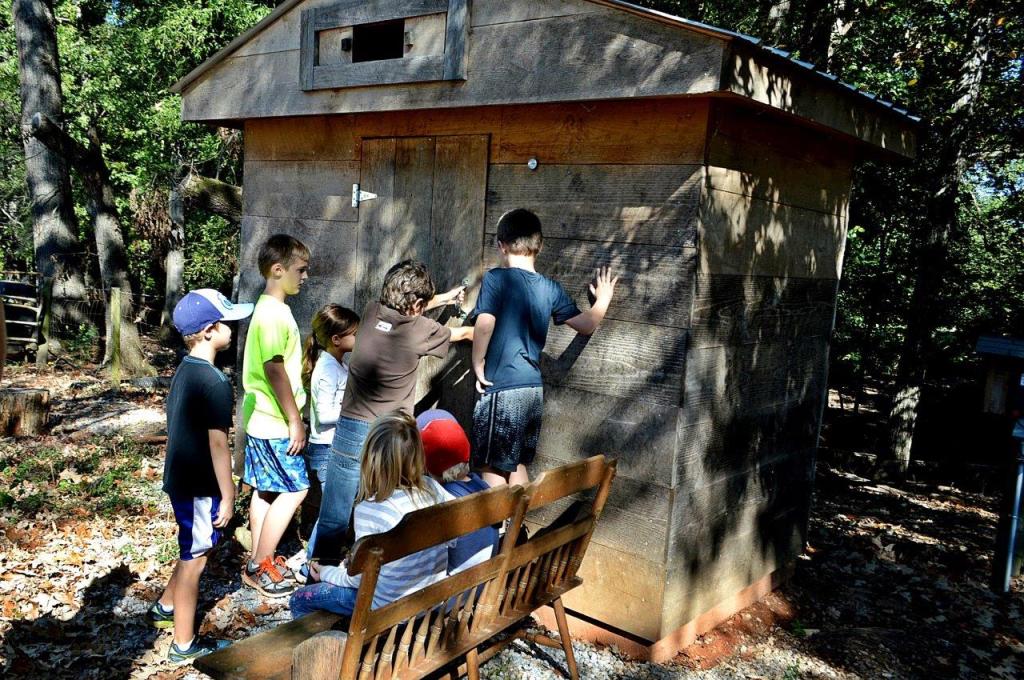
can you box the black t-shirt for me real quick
[163,356,234,497]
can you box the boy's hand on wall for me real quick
[287,418,307,455]
[589,266,619,305]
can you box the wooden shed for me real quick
[173,0,917,659]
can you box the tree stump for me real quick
[0,388,50,436]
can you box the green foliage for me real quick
[0,0,272,296]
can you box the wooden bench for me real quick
[195,455,616,680]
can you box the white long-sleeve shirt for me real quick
[309,352,348,445]
[319,479,457,609]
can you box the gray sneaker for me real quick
[168,636,230,663]
[241,556,295,598]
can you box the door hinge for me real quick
[352,184,378,208]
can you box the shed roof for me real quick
[976,335,1024,360]
[172,0,918,156]
[171,0,917,125]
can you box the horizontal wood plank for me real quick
[494,99,708,165]
[313,0,448,29]
[541,319,687,406]
[239,215,358,280]
[535,385,678,486]
[243,160,359,222]
[558,541,666,641]
[675,394,822,493]
[680,336,829,430]
[471,0,601,26]
[689,274,836,349]
[699,188,849,279]
[669,449,815,559]
[311,55,445,89]
[245,117,361,161]
[483,239,696,329]
[485,164,702,247]
[526,455,669,564]
[662,504,806,629]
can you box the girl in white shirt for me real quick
[301,304,359,564]
[290,412,454,618]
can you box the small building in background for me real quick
[173,0,918,659]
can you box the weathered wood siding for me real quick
[181,0,724,122]
[662,101,852,633]
[236,97,708,641]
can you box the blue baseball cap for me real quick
[173,289,253,336]
[415,409,458,431]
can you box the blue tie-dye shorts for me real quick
[243,435,311,493]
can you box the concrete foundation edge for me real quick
[534,562,795,663]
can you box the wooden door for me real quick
[355,134,489,426]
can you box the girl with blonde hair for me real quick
[290,412,454,617]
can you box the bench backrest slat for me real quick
[347,485,524,574]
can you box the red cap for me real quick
[420,419,471,477]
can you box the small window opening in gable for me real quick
[352,19,406,63]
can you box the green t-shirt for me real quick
[242,295,306,439]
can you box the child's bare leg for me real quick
[158,562,180,609]
[249,490,275,561]
[480,466,510,488]
[509,464,530,486]
[172,555,207,647]
[253,489,307,562]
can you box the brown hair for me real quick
[258,234,311,277]
[496,208,543,256]
[356,412,438,503]
[302,303,360,390]
[379,260,436,315]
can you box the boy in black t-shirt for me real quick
[147,289,253,663]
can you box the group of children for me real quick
[148,209,618,662]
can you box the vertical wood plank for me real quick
[443,0,470,80]
[415,134,489,425]
[300,10,315,91]
[355,138,397,313]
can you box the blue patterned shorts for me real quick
[243,435,310,493]
[471,386,543,473]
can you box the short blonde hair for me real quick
[357,412,439,503]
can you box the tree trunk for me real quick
[158,171,242,336]
[0,388,50,436]
[161,185,186,335]
[11,0,87,317]
[884,12,994,476]
[29,114,155,377]
[180,172,243,223]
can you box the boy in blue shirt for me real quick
[148,289,253,662]
[471,208,618,487]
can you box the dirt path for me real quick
[1,362,1022,678]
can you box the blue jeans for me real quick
[290,582,359,619]
[313,417,372,563]
[304,443,333,562]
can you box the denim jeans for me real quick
[313,416,372,563]
[303,443,333,562]
[289,582,359,619]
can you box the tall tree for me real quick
[10,0,85,308]
[31,113,154,376]
[885,10,997,474]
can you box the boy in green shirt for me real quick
[240,234,311,597]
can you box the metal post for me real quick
[993,440,1024,593]
[36,276,53,371]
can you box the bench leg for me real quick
[552,598,578,680]
[465,648,480,680]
